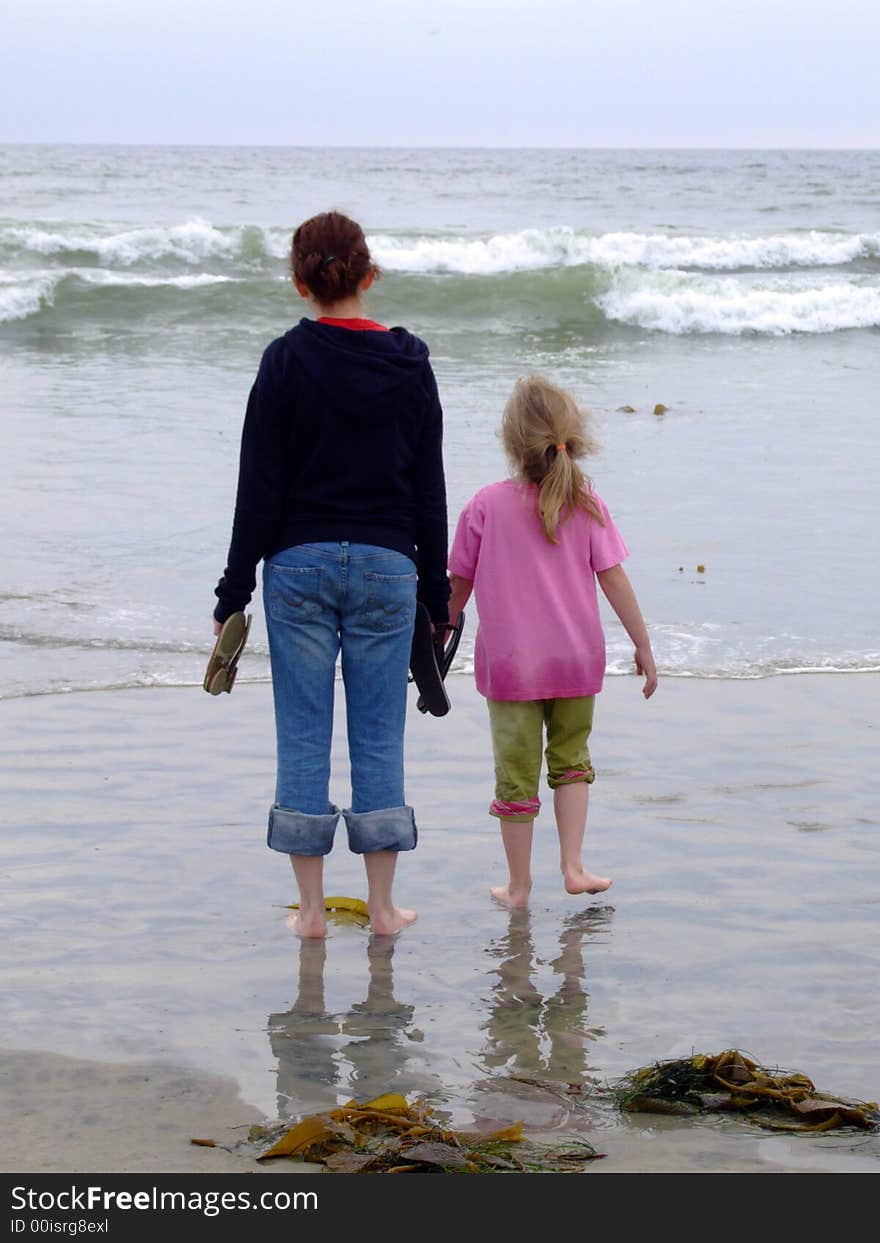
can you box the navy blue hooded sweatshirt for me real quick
[214,318,450,624]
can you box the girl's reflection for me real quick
[481,907,610,1088]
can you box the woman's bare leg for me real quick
[285,855,328,937]
[363,850,417,935]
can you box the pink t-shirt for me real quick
[448,479,629,701]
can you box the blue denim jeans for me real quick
[263,542,419,857]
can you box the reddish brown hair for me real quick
[290,211,380,306]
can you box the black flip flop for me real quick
[409,604,466,717]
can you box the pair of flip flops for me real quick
[409,604,465,717]
[204,611,252,695]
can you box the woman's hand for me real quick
[212,618,222,636]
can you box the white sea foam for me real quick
[0,272,58,322]
[1,219,244,266]
[369,228,880,275]
[4,220,878,276]
[370,229,577,274]
[580,229,880,271]
[596,271,880,335]
[75,269,236,289]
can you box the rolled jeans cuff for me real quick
[342,805,418,854]
[267,804,340,856]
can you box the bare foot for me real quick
[563,868,612,896]
[490,884,531,909]
[369,906,418,935]
[285,910,327,938]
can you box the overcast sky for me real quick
[2,0,878,147]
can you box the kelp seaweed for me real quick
[613,1049,880,1133]
[251,1093,602,1173]
[285,896,370,927]
[192,1052,879,1170]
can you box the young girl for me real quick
[447,376,656,908]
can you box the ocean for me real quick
[2,145,879,699]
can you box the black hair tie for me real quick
[318,255,337,272]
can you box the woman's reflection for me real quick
[267,939,340,1118]
[267,933,432,1119]
[339,933,416,1099]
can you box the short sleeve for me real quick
[589,494,629,572]
[448,493,484,580]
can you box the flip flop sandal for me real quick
[409,603,448,717]
[409,606,466,717]
[204,612,252,695]
[436,610,465,679]
[416,610,466,715]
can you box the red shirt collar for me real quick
[317,317,388,332]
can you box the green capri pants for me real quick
[487,696,596,822]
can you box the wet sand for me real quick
[2,673,879,1173]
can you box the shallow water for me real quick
[2,675,878,1171]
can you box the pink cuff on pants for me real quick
[548,767,595,788]
[490,797,540,822]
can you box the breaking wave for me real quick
[370,227,880,274]
[3,219,879,335]
[596,271,880,335]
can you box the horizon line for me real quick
[1,140,878,153]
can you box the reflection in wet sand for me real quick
[341,936,416,1099]
[481,908,610,1086]
[268,940,340,1117]
[267,935,440,1119]
[471,907,613,1129]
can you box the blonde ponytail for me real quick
[501,376,604,543]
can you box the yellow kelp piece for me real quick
[285,896,370,925]
[324,896,369,917]
[346,1093,409,1113]
[258,1115,332,1160]
[457,1121,524,1143]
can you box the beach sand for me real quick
[2,673,879,1174]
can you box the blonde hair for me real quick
[501,375,604,543]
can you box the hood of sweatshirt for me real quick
[283,317,431,421]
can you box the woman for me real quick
[213,211,449,937]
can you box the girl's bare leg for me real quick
[285,855,328,938]
[363,850,417,935]
[554,784,612,895]
[491,819,534,908]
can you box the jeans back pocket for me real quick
[268,564,324,622]
[362,571,417,632]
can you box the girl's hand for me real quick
[447,574,473,630]
[213,618,222,636]
[635,644,658,698]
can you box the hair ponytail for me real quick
[501,376,604,543]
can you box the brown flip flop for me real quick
[204,612,252,695]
